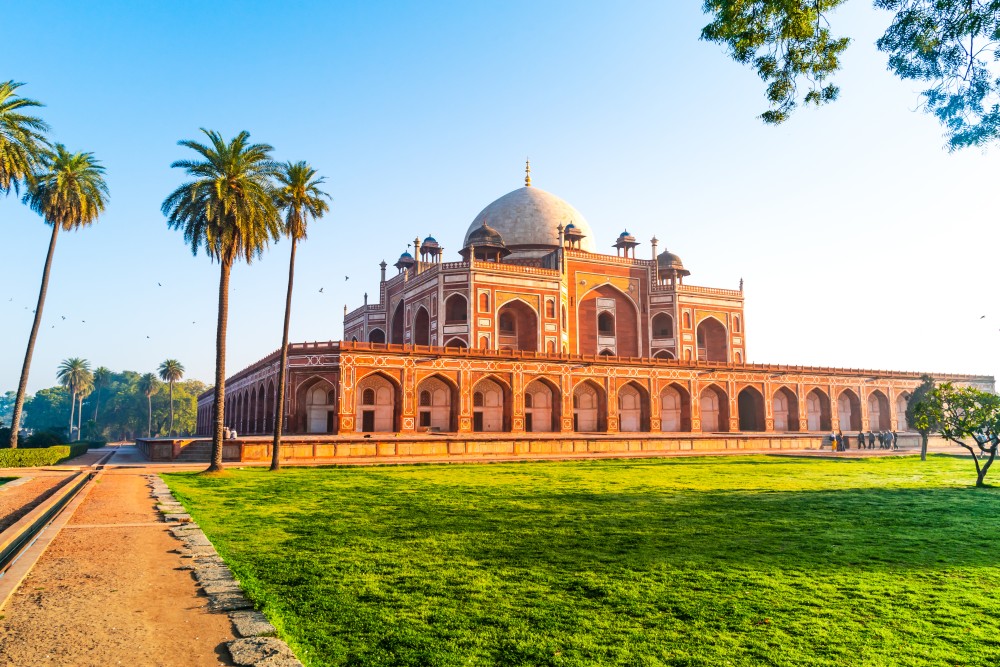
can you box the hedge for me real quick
[0,444,91,468]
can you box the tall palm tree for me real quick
[138,373,159,438]
[57,358,91,441]
[76,379,93,441]
[7,146,108,448]
[0,80,50,195]
[157,359,185,436]
[92,366,111,423]
[162,129,280,472]
[270,161,330,471]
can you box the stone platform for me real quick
[135,432,930,464]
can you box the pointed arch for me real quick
[837,389,862,431]
[772,386,799,432]
[577,283,640,357]
[444,293,467,324]
[617,381,650,432]
[573,379,607,432]
[699,383,729,432]
[653,349,674,360]
[356,371,402,433]
[867,389,890,430]
[265,380,275,433]
[737,385,766,431]
[368,328,386,344]
[296,377,336,434]
[496,298,538,351]
[651,312,673,338]
[805,388,832,431]
[390,300,405,345]
[472,375,510,432]
[896,392,911,431]
[524,377,561,432]
[413,306,430,347]
[660,382,691,432]
[696,317,728,362]
[416,373,458,432]
[443,337,467,349]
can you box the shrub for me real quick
[0,446,72,467]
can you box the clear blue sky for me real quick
[3,0,998,394]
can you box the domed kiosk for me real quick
[463,166,596,259]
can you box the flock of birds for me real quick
[6,276,353,342]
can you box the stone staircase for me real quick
[174,441,214,462]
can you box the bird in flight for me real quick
[146,335,150,339]
[319,287,324,293]
[158,282,162,287]
[345,276,349,281]
[61,315,66,320]
[981,315,986,319]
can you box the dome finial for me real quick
[525,157,531,187]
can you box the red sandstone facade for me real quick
[196,172,993,438]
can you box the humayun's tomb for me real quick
[170,165,993,463]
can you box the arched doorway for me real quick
[305,383,335,433]
[660,383,691,432]
[356,373,398,432]
[805,389,832,431]
[413,307,430,346]
[573,380,607,432]
[838,389,862,431]
[617,382,649,432]
[416,375,456,432]
[651,312,673,338]
[653,350,675,360]
[696,318,728,362]
[443,338,467,349]
[473,377,506,432]
[524,379,559,432]
[390,301,405,344]
[264,380,275,433]
[368,328,386,344]
[896,392,911,431]
[444,294,467,324]
[868,390,890,430]
[577,285,639,357]
[496,300,538,351]
[700,385,729,432]
[772,387,799,432]
[738,386,766,431]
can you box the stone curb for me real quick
[145,475,299,667]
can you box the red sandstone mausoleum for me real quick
[190,165,993,458]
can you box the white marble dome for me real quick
[463,186,596,254]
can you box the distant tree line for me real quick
[0,367,206,443]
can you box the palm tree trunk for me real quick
[271,237,297,471]
[69,387,77,441]
[8,223,61,448]
[147,394,152,438]
[93,387,101,423]
[77,394,83,440]
[169,380,175,436]
[208,258,233,473]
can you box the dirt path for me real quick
[0,475,73,532]
[0,462,236,666]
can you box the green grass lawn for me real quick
[164,455,1000,667]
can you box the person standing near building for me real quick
[891,430,899,450]
[857,431,865,450]
[868,431,876,449]
[838,430,846,451]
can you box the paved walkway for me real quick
[0,447,237,667]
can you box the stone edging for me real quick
[146,475,304,667]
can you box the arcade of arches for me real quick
[198,343,987,440]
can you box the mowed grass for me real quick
[164,455,1000,667]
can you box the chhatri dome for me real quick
[462,161,597,256]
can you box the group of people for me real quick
[828,430,899,451]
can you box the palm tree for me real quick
[76,379,93,441]
[138,373,159,438]
[57,358,91,441]
[162,129,280,472]
[7,146,108,448]
[92,366,111,423]
[270,161,330,471]
[157,359,185,436]
[0,80,50,195]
